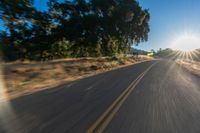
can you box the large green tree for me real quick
[0,0,150,61]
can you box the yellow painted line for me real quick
[86,62,157,133]
[86,72,144,133]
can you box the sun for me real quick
[170,33,200,52]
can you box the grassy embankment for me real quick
[176,59,200,76]
[2,55,153,99]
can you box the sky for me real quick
[1,0,200,51]
[136,0,200,51]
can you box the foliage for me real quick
[155,48,174,58]
[0,0,150,61]
[129,48,149,55]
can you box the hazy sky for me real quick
[137,0,200,51]
[1,0,200,51]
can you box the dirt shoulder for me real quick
[1,55,153,100]
[176,59,200,76]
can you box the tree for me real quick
[0,0,150,61]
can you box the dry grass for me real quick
[2,55,153,99]
[176,59,200,76]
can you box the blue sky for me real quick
[34,0,48,11]
[1,0,200,51]
[136,0,200,51]
[0,0,48,32]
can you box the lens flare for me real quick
[0,63,24,132]
[170,33,200,52]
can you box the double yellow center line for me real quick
[86,62,157,133]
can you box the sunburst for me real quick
[170,32,200,52]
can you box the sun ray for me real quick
[170,32,200,52]
[188,51,194,61]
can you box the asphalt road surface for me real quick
[1,60,200,133]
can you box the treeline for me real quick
[155,48,200,61]
[155,48,174,58]
[0,0,150,61]
[130,48,149,55]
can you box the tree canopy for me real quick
[0,0,150,61]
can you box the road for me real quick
[1,60,200,133]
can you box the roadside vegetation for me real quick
[176,59,200,76]
[0,0,152,99]
[2,55,152,99]
[0,0,150,61]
